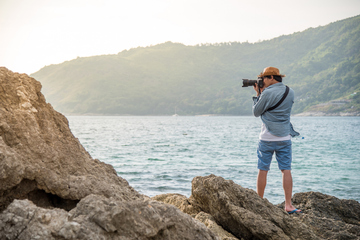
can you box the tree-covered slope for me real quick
[31,15,360,115]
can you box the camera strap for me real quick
[266,86,289,111]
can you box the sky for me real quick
[1,0,360,75]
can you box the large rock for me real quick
[152,194,236,240]
[154,177,360,240]
[0,67,142,211]
[0,194,219,240]
[191,174,319,240]
[0,68,220,240]
[279,191,360,239]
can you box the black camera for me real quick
[242,77,264,88]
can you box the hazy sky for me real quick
[1,0,359,74]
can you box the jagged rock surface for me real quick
[0,67,142,212]
[0,195,219,240]
[194,212,238,240]
[152,193,202,217]
[191,175,320,240]
[152,194,236,240]
[279,191,360,240]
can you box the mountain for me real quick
[31,15,360,116]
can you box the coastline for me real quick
[294,111,360,117]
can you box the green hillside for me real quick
[31,15,360,116]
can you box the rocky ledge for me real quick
[0,67,359,240]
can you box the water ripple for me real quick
[68,116,360,204]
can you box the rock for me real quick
[195,212,239,240]
[0,199,71,240]
[0,67,143,212]
[0,68,220,240]
[278,191,360,240]
[153,194,237,240]
[191,174,319,240]
[0,195,219,240]
[152,193,202,217]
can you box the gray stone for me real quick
[191,174,319,240]
[0,67,142,212]
[278,191,360,240]
[0,195,220,240]
[195,212,239,240]
[153,194,237,240]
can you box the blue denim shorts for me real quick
[257,140,292,171]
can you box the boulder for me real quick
[278,191,360,240]
[0,67,143,212]
[191,174,319,240]
[152,194,237,240]
[0,194,219,240]
[154,178,360,240]
[0,68,220,240]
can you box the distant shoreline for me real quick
[294,111,360,117]
[63,113,360,117]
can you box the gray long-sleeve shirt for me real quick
[252,82,299,137]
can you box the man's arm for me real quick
[253,82,263,97]
[252,83,267,117]
[252,93,268,117]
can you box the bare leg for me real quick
[257,170,268,198]
[282,170,300,212]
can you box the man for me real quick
[252,67,301,214]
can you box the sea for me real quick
[67,116,360,204]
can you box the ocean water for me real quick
[67,116,360,204]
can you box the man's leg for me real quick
[282,170,300,212]
[257,170,268,198]
[275,140,301,213]
[257,140,273,198]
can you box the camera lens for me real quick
[242,79,257,87]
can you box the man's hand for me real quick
[253,83,263,96]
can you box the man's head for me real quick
[258,67,285,88]
[258,67,285,80]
